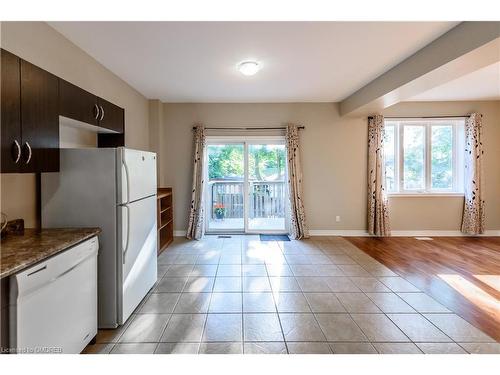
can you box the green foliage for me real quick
[403,126,425,189]
[248,145,285,181]
[208,145,244,179]
[431,126,453,188]
[208,144,286,181]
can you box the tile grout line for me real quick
[238,237,244,354]
[310,243,346,351]
[267,260,290,354]
[314,239,379,354]
[319,241,391,352]
[417,310,463,344]
[196,240,224,353]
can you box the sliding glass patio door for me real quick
[205,138,288,234]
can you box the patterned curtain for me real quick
[461,113,485,235]
[186,124,206,240]
[367,115,391,236]
[286,124,309,239]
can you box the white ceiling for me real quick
[49,22,457,103]
[409,62,500,102]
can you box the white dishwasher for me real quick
[9,236,99,354]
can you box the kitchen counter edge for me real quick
[0,228,101,279]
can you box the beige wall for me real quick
[0,22,150,228]
[158,101,500,233]
[149,100,164,180]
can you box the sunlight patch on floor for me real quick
[438,274,500,318]
[473,275,500,293]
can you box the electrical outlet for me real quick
[335,216,341,222]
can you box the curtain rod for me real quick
[368,115,479,119]
[192,126,305,130]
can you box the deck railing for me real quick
[210,181,244,219]
[209,181,286,219]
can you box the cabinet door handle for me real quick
[99,105,105,121]
[25,142,32,164]
[13,140,21,163]
[94,104,100,120]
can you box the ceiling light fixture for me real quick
[238,61,260,76]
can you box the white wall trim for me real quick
[389,230,500,237]
[308,230,370,237]
[174,229,500,237]
[387,193,465,198]
[308,229,500,237]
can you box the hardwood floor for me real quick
[346,236,500,342]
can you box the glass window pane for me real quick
[383,125,396,192]
[403,125,425,190]
[248,144,286,181]
[431,125,453,189]
[208,144,244,180]
[248,144,286,231]
[207,144,244,231]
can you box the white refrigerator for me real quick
[41,147,157,328]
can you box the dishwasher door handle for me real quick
[51,259,86,282]
[27,265,47,277]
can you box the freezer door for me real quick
[118,148,157,204]
[118,195,157,324]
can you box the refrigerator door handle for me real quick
[123,158,131,204]
[122,204,130,264]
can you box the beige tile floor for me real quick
[83,235,500,354]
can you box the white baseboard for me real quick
[309,230,500,237]
[389,230,500,237]
[308,230,369,236]
[174,229,500,237]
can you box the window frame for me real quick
[384,118,465,197]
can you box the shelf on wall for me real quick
[157,187,173,255]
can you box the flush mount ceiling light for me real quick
[238,61,260,76]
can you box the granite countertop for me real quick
[0,228,101,279]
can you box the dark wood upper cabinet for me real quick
[97,97,124,133]
[59,78,125,136]
[59,79,99,126]
[1,49,59,173]
[20,60,59,172]
[1,48,125,174]
[1,49,22,173]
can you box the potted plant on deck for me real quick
[214,203,226,220]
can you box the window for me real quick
[383,119,465,195]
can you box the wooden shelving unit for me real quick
[157,187,173,255]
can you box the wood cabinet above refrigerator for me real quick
[59,79,124,134]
